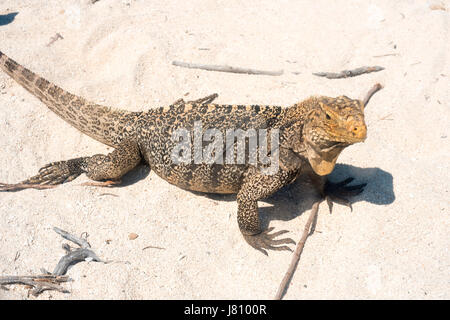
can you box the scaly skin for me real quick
[0,51,368,255]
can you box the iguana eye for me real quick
[326,113,331,120]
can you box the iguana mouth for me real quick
[320,140,347,150]
[307,138,348,154]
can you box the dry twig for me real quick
[46,33,63,47]
[274,200,321,300]
[0,227,104,296]
[313,66,384,79]
[362,83,383,107]
[0,275,70,296]
[373,53,399,58]
[142,245,166,251]
[378,113,393,121]
[98,192,119,197]
[52,227,103,276]
[172,61,283,76]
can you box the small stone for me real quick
[128,233,138,240]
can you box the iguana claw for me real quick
[324,177,366,213]
[243,227,296,256]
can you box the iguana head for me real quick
[297,95,367,175]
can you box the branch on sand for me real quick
[0,227,105,296]
[313,66,384,79]
[274,200,321,300]
[172,61,284,76]
[362,83,383,107]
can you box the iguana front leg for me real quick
[237,169,297,255]
[308,173,366,212]
[0,140,141,191]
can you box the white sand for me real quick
[0,0,448,299]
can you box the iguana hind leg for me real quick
[0,140,141,191]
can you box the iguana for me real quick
[0,50,376,255]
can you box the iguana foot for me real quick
[0,158,85,191]
[243,227,296,256]
[324,177,366,213]
[26,159,85,185]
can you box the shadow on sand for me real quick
[177,163,395,229]
[0,12,18,26]
[3,161,393,229]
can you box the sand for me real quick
[0,0,448,299]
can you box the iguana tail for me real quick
[0,51,138,148]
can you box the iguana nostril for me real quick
[350,124,367,139]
